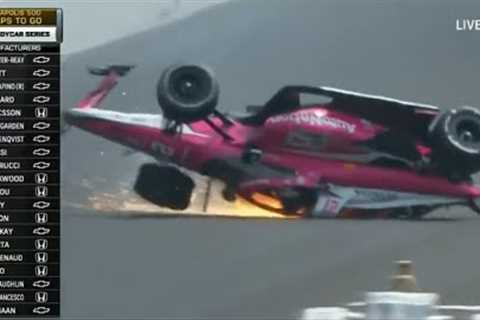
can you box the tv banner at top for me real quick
[0,8,62,43]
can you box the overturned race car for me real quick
[64,64,480,218]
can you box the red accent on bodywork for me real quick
[250,107,385,156]
[69,115,251,172]
[269,153,480,198]
[416,144,431,156]
[68,110,480,204]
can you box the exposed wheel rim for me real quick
[168,66,213,106]
[446,110,480,154]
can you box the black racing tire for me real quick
[133,164,194,210]
[222,186,237,202]
[156,64,219,123]
[430,106,480,156]
[282,188,318,216]
[429,106,480,175]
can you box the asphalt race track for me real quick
[61,1,480,318]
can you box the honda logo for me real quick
[35,212,48,224]
[35,186,48,198]
[34,239,48,250]
[35,107,48,118]
[34,291,48,303]
[35,173,48,184]
[34,265,48,277]
[35,252,48,264]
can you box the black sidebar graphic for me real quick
[0,8,62,318]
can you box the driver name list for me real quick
[0,8,62,318]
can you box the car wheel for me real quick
[156,64,219,123]
[429,106,480,175]
[133,164,194,210]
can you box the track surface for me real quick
[61,1,480,318]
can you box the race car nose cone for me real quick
[61,108,86,134]
[62,108,105,133]
[390,260,418,292]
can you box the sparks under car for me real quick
[64,64,480,218]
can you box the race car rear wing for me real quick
[88,65,134,77]
[75,65,134,109]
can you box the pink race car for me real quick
[64,64,480,218]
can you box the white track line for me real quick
[346,301,480,312]
[437,305,480,312]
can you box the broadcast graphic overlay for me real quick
[0,8,62,318]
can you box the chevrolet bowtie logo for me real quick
[32,306,50,315]
[32,280,50,288]
[33,162,50,170]
[32,96,50,103]
[33,82,51,90]
[32,122,51,130]
[33,148,50,156]
[33,56,50,64]
[33,135,50,143]
[33,227,50,236]
[33,201,50,209]
[33,69,51,77]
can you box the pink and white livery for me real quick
[64,64,480,218]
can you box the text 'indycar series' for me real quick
[64,64,480,218]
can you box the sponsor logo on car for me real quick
[268,111,356,133]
